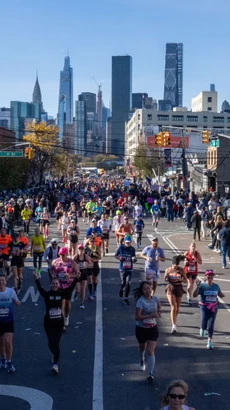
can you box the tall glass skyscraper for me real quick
[58,56,73,141]
[110,55,132,156]
[32,74,42,104]
[164,43,183,107]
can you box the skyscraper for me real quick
[164,43,183,107]
[58,56,73,141]
[10,101,41,139]
[32,73,42,104]
[75,100,87,155]
[110,55,132,156]
[132,93,148,110]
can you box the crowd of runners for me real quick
[0,175,228,397]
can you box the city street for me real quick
[1,216,230,410]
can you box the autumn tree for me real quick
[23,122,65,184]
[133,143,164,178]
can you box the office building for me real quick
[192,91,218,112]
[221,100,230,113]
[158,100,172,112]
[125,107,230,161]
[210,84,216,92]
[58,55,73,141]
[164,43,183,107]
[132,93,148,110]
[10,101,41,139]
[79,92,96,114]
[75,100,87,155]
[0,108,11,129]
[32,74,42,104]
[110,55,132,156]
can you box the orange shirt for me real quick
[0,234,12,255]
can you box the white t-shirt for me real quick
[136,295,159,328]
[98,220,110,234]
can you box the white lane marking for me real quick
[214,278,230,282]
[163,234,230,314]
[21,286,40,303]
[0,385,53,409]
[92,261,103,410]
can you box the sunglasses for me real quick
[169,394,186,400]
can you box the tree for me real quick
[23,122,64,185]
[133,143,164,178]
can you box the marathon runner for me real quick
[115,234,136,306]
[31,228,45,277]
[184,241,202,305]
[133,215,145,249]
[112,210,124,247]
[73,244,92,308]
[84,237,101,297]
[34,271,79,374]
[51,247,80,328]
[0,227,12,277]
[11,232,25,294]
[44,239,60,282]
[141,237,165,290]
[0,275,20,373]
[98,214,110,256]
[150,200,161,230]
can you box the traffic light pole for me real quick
[181,128,189,192]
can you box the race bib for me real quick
[78,262,85,269]
[49,308,62,319]
[143,318,156,328]
[205,296,217,302]
[34,245,42,252]
[188,263,195,272]
[123,261,131,269]
[0,307,9,317]
[102,227,108,233]
[58,272,67,281]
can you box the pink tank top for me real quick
[53,258,74,289]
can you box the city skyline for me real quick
[1,1,230,116]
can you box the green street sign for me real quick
[209,139,219,147]
[0,151,23,157]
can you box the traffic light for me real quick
[155,133,163,146]
[162,132,171,147]
[202,130,210,144]
[24,147,34,159]
[24,148,29,159]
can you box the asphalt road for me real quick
[1,216,230,410]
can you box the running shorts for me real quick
[11,257,24,268]
[135,325,159,343]
[0,321,14,336]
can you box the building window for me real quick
[172,116,184,121]
[208,97,212,103]
[147,114,152,120]
[208,107,212,111]
[138,114,140,120]
[186,116,198,122]
[213,117,224,123]
[157,115,169,121]
[227,118,230,123]
[203,116,208,122]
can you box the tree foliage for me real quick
[23,122,65,184]
[133,143,164,178]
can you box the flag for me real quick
[146,176,152,186]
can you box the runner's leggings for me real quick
[44,323,63,364]
[200,306,218,338]
[120,270,132,298]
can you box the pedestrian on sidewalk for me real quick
[218,220,230,268]
[191,210,201,241]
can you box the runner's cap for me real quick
[51,238,58,244]
[205,269,215,276]
[78,244,84,249]
[124,234,132,242]
[116,210,121,215]
[152,237,158,241]
[59,247,68,255]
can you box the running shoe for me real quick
[123,299,130,306]
[119,288,123,298]
[0,358,7,369]
[92,291,97,298]
[64,316,69,326]
[106,248,108,254]
[140,360,146,371]
[88,295,94,301]
[199,329,205,337]
[147,373,154,383]
[80,304,85,309]
[207,340,214,350]
[7,363,16,373]
[187,298,192,306]
[51,364,59,374]
[171,325,177,334]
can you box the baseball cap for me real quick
[8,207,13,213]
[92,219,96,222]
[205,269,215,276]
[58,247,68,256]
[116,210,121,215]
[78,244,84,250]
[71,219,75,223]
[152,237,159,241]
[51,238,58,244]
[124,234,132,242]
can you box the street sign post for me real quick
[0,151,23,157]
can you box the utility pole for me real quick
[181,128,188,192]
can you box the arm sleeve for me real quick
[34,279,47,298]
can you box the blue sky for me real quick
[1,0,230,116]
